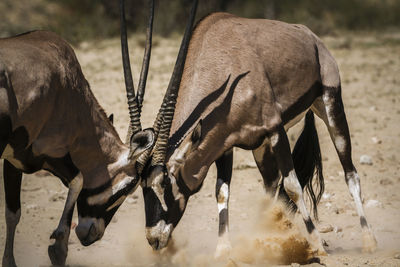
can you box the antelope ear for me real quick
[129,128,155,161]
[191,120,202,144]
[108,114,114,124]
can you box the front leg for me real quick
[214,149,233,259]
[48,175,82,266]
[270,126,327,256]
[2,160,22,267]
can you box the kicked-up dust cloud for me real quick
[230,196,314,265]
[129,195,314,267]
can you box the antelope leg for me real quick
[48,175,83,266]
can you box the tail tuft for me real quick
[279,110,324,220]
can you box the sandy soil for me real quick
[1,31,400,266]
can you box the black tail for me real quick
[279,110,324,220]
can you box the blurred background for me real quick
[1,0,400,44]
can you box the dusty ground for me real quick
[1,31,400,266]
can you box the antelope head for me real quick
[74,0,155,246]
[138,0,199,250]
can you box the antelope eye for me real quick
[162,175,171,187]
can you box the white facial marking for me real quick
[152,174,168,211]
[87,176,137,206]
[145,220,173,249]
[2,145,24,169]
[217,183,229,213]
[112,176,135,195]
[169,174,186,211]
[87,188,112,206]
[108,150,129,173]
[106,195,126,211]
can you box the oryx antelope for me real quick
[138,8,378,257]
[0,0,155,265]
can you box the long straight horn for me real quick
[137,0,154,115]
[151,0,198,166]
[120,0,142,136]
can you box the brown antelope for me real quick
[138,8,378,258]
[0,0,155,265]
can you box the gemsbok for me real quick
[0,0,155,265]
[137,6,378,258]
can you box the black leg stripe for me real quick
[304,217,316,234]
[218,208,228,235]
[360,216,368,228]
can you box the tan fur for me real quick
[0,31,130,188]
[169,13,337,190]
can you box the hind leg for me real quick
[252,140,290,204]
[313,88,377,252]
[269,126,326,255]
[2,160,22,267]
[214,149,233,259]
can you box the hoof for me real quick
[315,248,328,256]
[214,241,232,260]
[362,232,377,253]
[311,244,328,257]
[48,242,68,266]
[2,256,17,267]
[50,228,65,240]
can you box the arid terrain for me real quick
[1,31,400,266]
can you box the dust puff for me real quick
[231,196,314,265]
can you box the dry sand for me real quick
[1,31,400,266]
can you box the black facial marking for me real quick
[360,216,368,228]
[218,208,228,236]
[143,187,166,227]
[77,177,139,226]
[304,217,316,234]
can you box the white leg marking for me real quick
[347,171,364,216]
[334,135,347,154]
[283,170,327,255]
[346,171,377,252]
[217,183,229,213]
[270,133,279,147]
[215,231,232,259]
[215,182,232,259]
